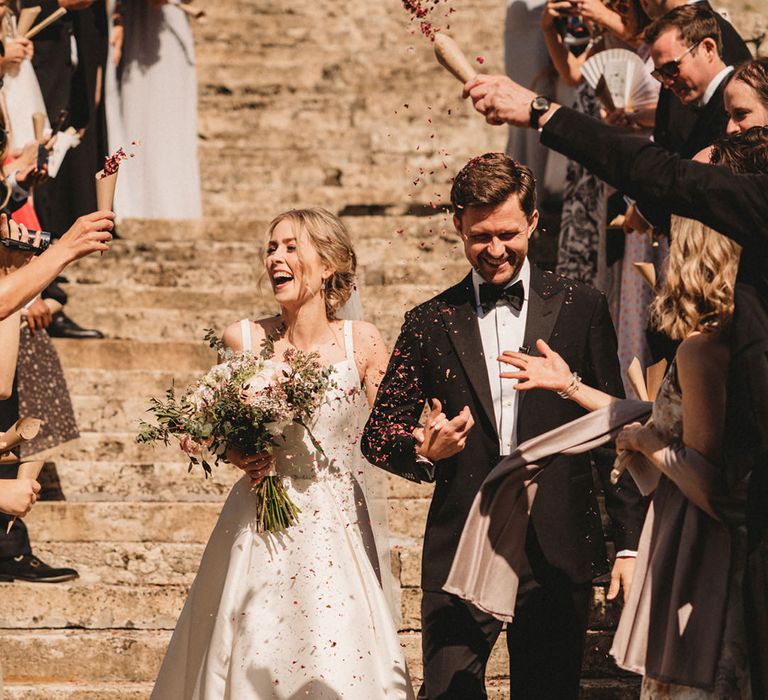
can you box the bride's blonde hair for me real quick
[265,208,357,320]
[650,215,740,340]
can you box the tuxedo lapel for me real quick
[519,266,565,413]
[440,274,497,436]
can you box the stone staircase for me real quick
[0,217,637,698]
[10,0,766,696]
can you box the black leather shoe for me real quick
[47,312,105,339]
[0,554,79,583]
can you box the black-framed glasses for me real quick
[651,40,701,83]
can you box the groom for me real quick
[362,153,646,699]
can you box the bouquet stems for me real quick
[253,476,301,533]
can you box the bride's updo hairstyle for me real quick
[265,208,357,320]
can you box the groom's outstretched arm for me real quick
[361,310,432,483]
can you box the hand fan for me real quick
[582,48,659,112]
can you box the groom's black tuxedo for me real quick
[362,264,646,698]
[363,264,644,592]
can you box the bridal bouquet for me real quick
[137,330,337,533]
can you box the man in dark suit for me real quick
[362,153,646,700]
[464,71,768,698]
[644,4,744,159]
[642,0,751,157]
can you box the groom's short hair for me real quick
[450,153,537,220]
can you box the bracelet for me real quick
[557,372,581,399]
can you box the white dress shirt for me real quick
[472,258,531,456]
[700,65,734,107]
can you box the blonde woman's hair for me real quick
[264,208,356,320]
[650,215,740,341]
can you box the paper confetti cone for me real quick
[0,417,42,455]
[633,262,657,291]
[15,6,41,37]
[434,33,478,84]
[25,7,67,40]
[32,112,46,142]
[95,170,117,211]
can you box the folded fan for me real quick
[582,48,658,112]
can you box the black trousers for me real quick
[0,386,31,559]
[419,583,591,700]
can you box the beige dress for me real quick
[611,361,751,698]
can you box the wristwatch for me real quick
[530,95,552,129]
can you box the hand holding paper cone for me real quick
[4,461,43,527]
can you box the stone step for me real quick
[59,305,408,344]
[2,683,154,700]
[61,281,440,316]
[0,578,620,638]
[37,460,238,502]
[67,248,467,291]
[53,340,214,372]
[0,629,633,685]
[60,282,438,344]
[36,458,431,502]
[0,679,642,700]
[116,215,455,243]
[0,582,185,630]
[63,369,201,400]
[23,499,431,543]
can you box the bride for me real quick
[151,208,414,699]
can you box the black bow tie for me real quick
[478,280,525,314]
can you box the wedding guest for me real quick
[542,0,651,287]
[0,210,111,583]
[725,58,768,135]
[620,4,740,369]
[462,67,768,698]
[105,0,202,219]
[22,0,108,339]
[641,0,750,156]
[0,0,46,151]
[362,153,646,700]
[498,134,763,694]
[644,5,736,159]
[504,0,573,206]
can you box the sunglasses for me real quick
[651,40,701,83]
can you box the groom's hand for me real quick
[415,398,474,462]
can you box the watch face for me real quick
[533,96,550,111]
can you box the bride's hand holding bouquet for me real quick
[138,331,336,533]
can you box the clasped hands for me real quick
[412,398,475,462]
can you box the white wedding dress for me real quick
[151,321,413,700]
